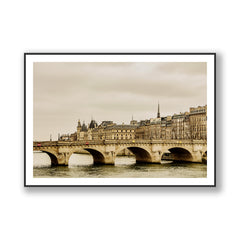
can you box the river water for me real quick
[33,152,207,178]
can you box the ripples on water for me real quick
[33,152,207,178]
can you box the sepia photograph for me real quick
[4,1,240,239]
[25,53,215,186]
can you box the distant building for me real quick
[59,134,70,141]
[104,124,137,140]
[79,121,88,140]
[70,132,77,141]
[171,112,190,139]
[135,104,207,140]
[189,105,207,140]
[130,119,138,125]
[99,121,114,127]
[160,116,173,139]
[76,119,81,141]
[92,121,116,140]
[65,103,207,142]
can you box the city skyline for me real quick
[34,62,207,140]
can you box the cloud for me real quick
[33,62,207,140]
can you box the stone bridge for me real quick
[33,139,207,166]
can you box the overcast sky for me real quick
[33,62,207,140]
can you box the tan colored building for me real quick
[104,124,137,140]
[171,112,190,140]
[160,116,172,139]
[59,134,70,141]
[72,104,207,142]
[189,105,207,140]
[135,105,206,140]
[78,121,88,140]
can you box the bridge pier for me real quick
[103,151,115,165]
[150,151,162,164]
[191,151,203,163]
[56,152,71,166]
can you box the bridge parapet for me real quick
[34,139,207,147]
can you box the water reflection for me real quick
[33,152,207,178]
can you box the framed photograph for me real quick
[25,53,216,187]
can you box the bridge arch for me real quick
[34,150,58,166]
[83,148,106,164]
[68,147,93,166]
[167,147,193,162]
[116,146,154,163]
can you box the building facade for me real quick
[189,105,207,140]
[58,104,207,142]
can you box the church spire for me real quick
[157,102,160,118]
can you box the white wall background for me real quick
[0,0,237,239]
